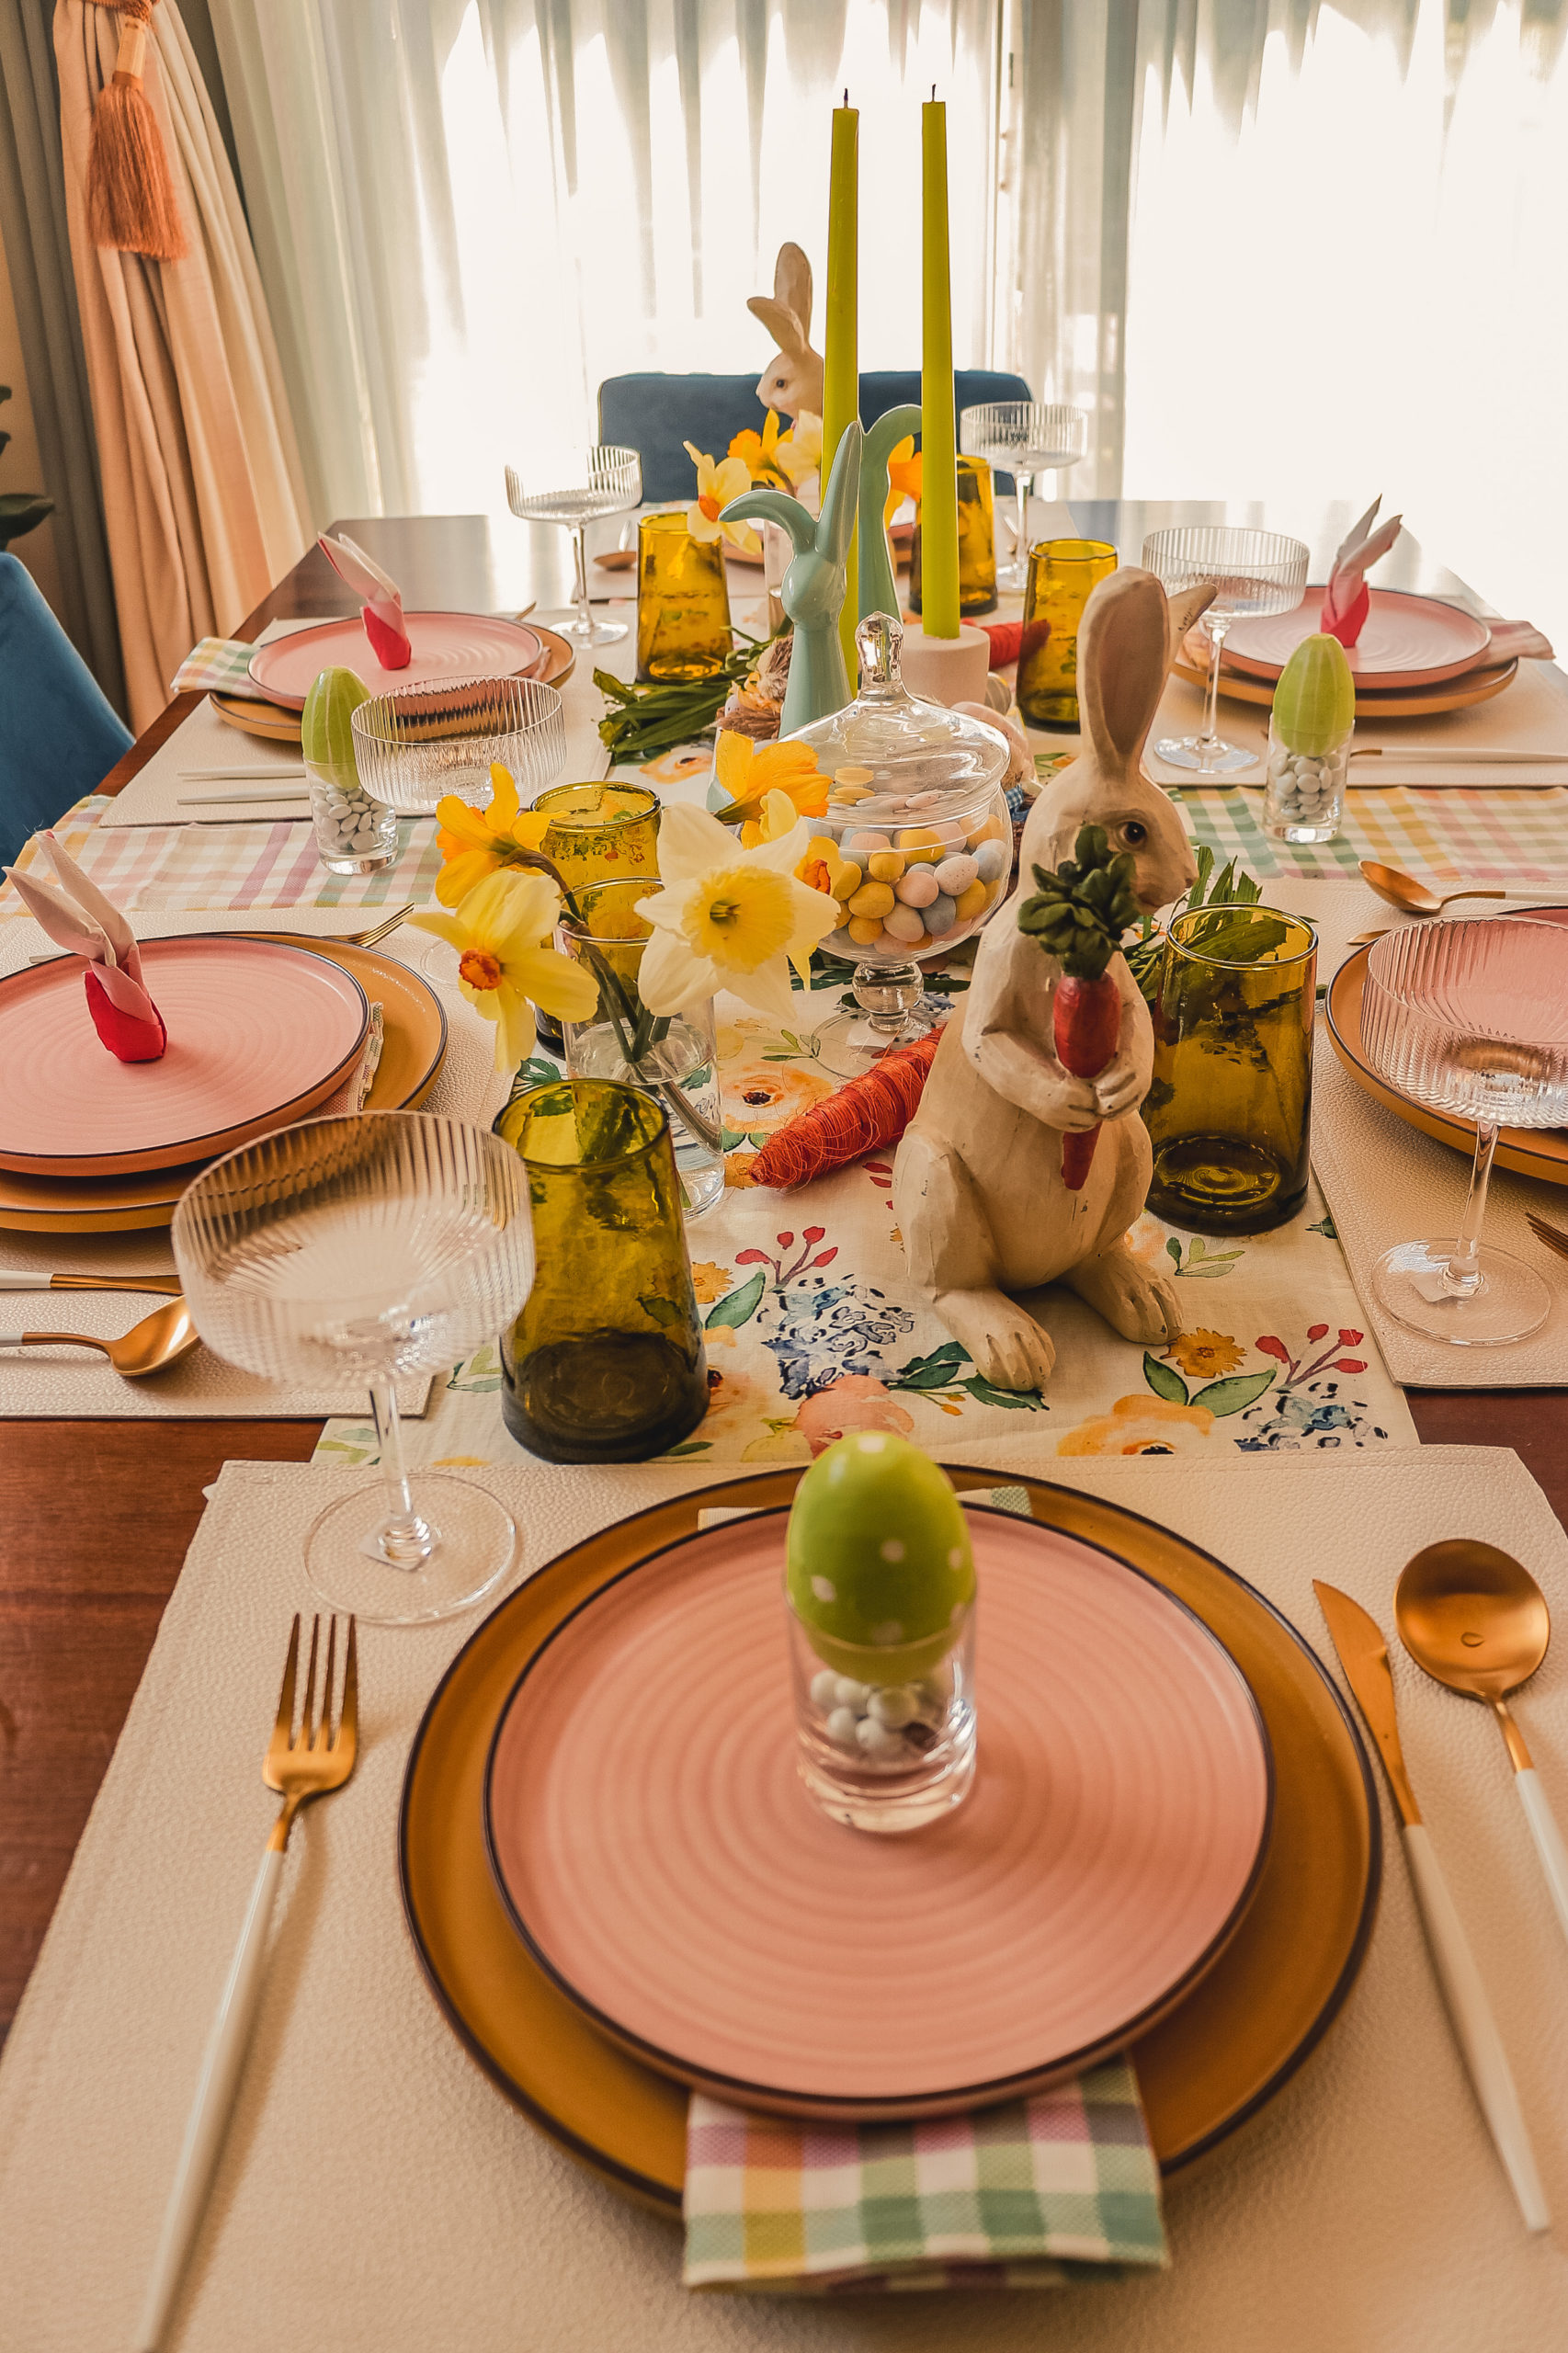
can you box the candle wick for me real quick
[843,86,848,106]
[931,83,936,101]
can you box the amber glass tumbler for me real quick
[495,1078,709,1461]
[636,512,733,681]
[1144,905,1318,1233]
[531,780,660,891]
[1016,539,1118,730]
[909,456,997,618]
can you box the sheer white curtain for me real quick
[206,0,1000,527]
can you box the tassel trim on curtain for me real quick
[85,0,186,260]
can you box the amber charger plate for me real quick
[1174,645,1517,719]
[0,938,446,1233]
[400,1469,1381,2210]
[210,692,302,745]
[1325,921,1568,1190]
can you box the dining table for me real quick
[4,503,1567,2042]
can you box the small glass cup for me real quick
[558,878,724,1220]
[1144,904,1317,1233]
[636,512,733,681]
[908,455,997,619]
[494,1078,710,1461]
[532,780,661,892]
[788,1599,976,1834]
[1264,719,1350,845]
[1016,539,1119,730]
[305,768,399,877]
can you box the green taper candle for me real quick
[824,97,859,675]
[920,96,959,638]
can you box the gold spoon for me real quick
[1396,1540,1568,1949]
[0,1298,200,1379]
[1359,859,1508,919]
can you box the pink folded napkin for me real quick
[317,531,414,669]
[1321,495,1403,647]
[1482,618,1554,663]
[2,834,166,1061]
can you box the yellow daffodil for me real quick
[775,410,822,488]
[633,801,840,1023]
[796,833,862,903]
[411,869,598,1074]
[684,442,761,557]
[712,728,829,840]
[885,438,922,531]
[751,787,803,847]
[434,761,551,908]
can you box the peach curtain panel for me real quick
[52,0,307,732]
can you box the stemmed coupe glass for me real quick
[173,1112,536,1623]
[1142,526,1309,775]
[1360,918,1568,1346]
[960,403,1088,592]
[506,446,642,647]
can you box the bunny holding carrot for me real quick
[892,569,1203,1390]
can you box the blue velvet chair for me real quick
[0,553,131,867]
[597,369,1034,503]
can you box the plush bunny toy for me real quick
[748,243,825,422]
[892,568,1204,1391]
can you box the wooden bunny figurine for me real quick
[722,423,862,734]
[748,243,825,421]
[892,568,1201,1390]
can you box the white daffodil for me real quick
[634,800,840,1023]
[410,869,599,1073]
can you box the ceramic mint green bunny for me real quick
[857,403,921,624]
[721,420,862,736]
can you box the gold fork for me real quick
[1526,1211,1568,1263]
[255,904,414,949]
[135,1616,358,2352]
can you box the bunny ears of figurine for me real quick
[749,243,824,422]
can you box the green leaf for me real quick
[1165,1236,1183,1267]
[0,491,53,549]
[639,1293,683,1328]
[888,1341,971,1391]
[961,1375,1046,1410]
[1191,1370,1278,1417]
[1143,1352,1189,1405]
[705,1268,766,1330]
[662,1439,712,1458]
[720,1125,751,1152]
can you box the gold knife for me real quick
[1315,1582,1549,2232]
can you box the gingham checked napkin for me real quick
[683,2063,1165,2291]
[169,638,258,694]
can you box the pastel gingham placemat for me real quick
[684,2064,1165,2292]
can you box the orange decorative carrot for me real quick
[1018,824,1141,1190]
[750,1028,946,1189]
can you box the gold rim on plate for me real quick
[399,1467,1381,2210]
[1325,928,1568,1190]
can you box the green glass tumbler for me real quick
[1143,904,1318,1234]
[636,511,733,681]
[1016,539,1118,730]
[495,1078,710,1461]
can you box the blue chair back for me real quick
[0,553,131,867]
[597,369,1034,504]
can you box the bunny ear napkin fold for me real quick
[1321,495,1403,648]
[317,531,414,669]
[3,835,167,1062]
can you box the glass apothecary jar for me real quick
[783,611,1013,964]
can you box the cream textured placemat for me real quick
[1311,1029,1568,1388]
[4,1445,1568,2350]
[0,914,509,1418]
[96,695,308,829]
[1256,881,1568,983]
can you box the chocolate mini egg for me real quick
[922,892,958,936]
[972,840,1008,884]
[787,1433,975,1677]
[933,853,979,896]
[894,866,939,909]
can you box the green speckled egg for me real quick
[301,665,369,795]
[787,1434,975,1677]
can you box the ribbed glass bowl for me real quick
[351,675,565,815]
[1361,918,1568,1127]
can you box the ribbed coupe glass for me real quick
[1360,918,1568,1345]
[350,676,565,816]
[172,1112,535,1621]
[960,401,1088,591]
[505,446,642,645]
[1142,526,1309,775]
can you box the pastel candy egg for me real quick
[893,825,942,852]
[895,866,939,908]
[867,850,905,883]
[846,915,883,947]
[847,881,895,919]
[922,892,958,936]
[973,840,1008,884]
[954,878,990,922]
[868,1685,919,1729]
[825,1707,862,1749]
[834,1677,871,1710]
[856,1716,906,1760]
[787,1432,976,1678]
[836,766,875,788]
[934,853,979,896]
[810,1668,839,1710]
[882,903,926,945]
[845,830,891,858]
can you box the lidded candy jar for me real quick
[787,611,1013,963]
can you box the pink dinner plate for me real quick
[247,613,545,710]
[1221,587,1492,688]
[0,936,369,1176]
[483,1506,1273,2120]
